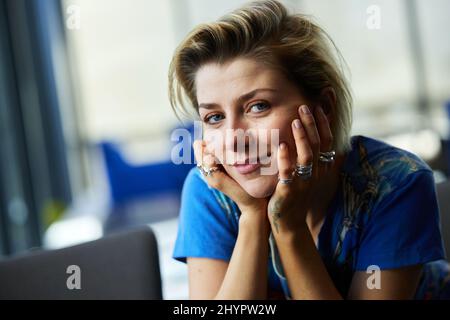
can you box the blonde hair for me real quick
[168,0,353,152]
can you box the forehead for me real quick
[195,58,286,103]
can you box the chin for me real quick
[239,175,278,198]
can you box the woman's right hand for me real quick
[193,140,268,216]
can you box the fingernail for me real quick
[317,106,324,114]
[301,105,311,114]
[293,119,301,129]
[279,143,286,150]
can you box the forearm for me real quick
[215,214,271,300]
[273,224,342,300]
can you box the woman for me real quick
[169,0,449,299]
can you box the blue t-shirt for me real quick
[173,135,449,299]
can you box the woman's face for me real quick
[195,57,312,198]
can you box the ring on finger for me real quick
[319,150,336,163]
[197,164,219,177]
[278,176,294,185]
[294,163,313,180]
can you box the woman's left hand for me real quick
[267,104,335,236]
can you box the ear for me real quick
[317,87,336,123]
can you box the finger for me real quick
[193,140,217,167]
[277,143,293,191]
[291,118,314,167]
[193,140,241,196]
[193,140,204,165]
[314,106,333,152]
[298,105,320,166]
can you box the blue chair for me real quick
[100,124,196,205]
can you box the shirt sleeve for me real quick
[355,169,446,270]
[172,167,238,263]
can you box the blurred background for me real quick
[0,0,449,299]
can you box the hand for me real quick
[193,140,268,216]
[267,104,335,235]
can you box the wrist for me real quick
[239,212,271,238]
[271,219,309,242]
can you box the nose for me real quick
[224,115,244,152]
[224,116,256,156]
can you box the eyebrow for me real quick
[198,88,277,109]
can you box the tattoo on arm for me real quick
[269,199,283,234]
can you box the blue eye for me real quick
[205,114,224,124]
[249,102,269,113]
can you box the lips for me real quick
[233,163,261,174]
[231,156,269,174]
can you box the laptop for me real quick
[0,226,162,299]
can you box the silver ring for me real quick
[197,164,219,177]
[319,150,336,163]
[294,163,313,180]
[278,177,293,185]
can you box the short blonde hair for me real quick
[168,0,353,152]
